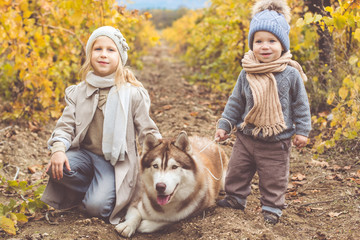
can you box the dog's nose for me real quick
[156,183,166,193]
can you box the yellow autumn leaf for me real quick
[354,28,360,42]
[0,216,16,235]
[296,18,304,27]
[14,213,28,224]
[334,15,346,29]
[339,87,348,100]
[327,92,335,105]
[304,12,313,24]
[325,6,333,13]
[313,14,322,23]
[349,56,358,65]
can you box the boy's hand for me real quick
[46,151,71,180]
[293,135,308,148]
[215,129,229,142]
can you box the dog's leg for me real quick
[115,207,142,238]
[137,219,170,233]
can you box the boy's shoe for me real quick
[262,210,279,225]
[216,195,245,210]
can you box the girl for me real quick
[41,26,161,224]
[215,0,311,224]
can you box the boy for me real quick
[215,0,311,224]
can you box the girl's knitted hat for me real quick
[248,0,291,52]
[86,26,130,66]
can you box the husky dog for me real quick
[115,131,228,237]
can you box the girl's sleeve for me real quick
[291,69,312,137]
[218,70,246,133]
[132,87,161,147]
[47,85,78,151]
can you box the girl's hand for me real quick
[215,129,229,142]
[293,135,308,149]
[46,151,71,180]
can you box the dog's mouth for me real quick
[156,184,178,205]
[157,195,171,205]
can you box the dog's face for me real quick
[140,132,197,206]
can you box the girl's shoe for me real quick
[262,210,279,224]
[216,195,245,210]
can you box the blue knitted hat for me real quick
[248,0,291,52]
[86,26,130,66]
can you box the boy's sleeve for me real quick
[218,71,246,133]
[291,70,312,137]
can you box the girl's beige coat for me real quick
[41,81,160,224]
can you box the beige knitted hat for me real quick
[86,26,130,66]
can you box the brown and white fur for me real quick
[115,131,228,237]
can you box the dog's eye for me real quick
[152,164,158,169]
[172,165,178,170]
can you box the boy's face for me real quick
[252,31,284,63]
[91,36,120,77]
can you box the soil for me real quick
[1,43,360,240]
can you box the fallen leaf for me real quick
[29,121,42,133]
[292,199,303,204]
[288,191,298,197]
[287,182,295,190]
[343,166,351,170]
[162,105,172,110]
[311,207,323,210]
[28,164,43,174]
[190,112,198,117]
[292,173,306,181]
[326,174,335,180]
[328,212,342,218]
[334,174,344,181]
[292,180,306,186]
[326,174,344,181]
[0,216,16,235]
[309,159,329,168]
[332,165,341,171]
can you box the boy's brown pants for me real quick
[225,131,292,210]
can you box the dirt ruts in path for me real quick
[137,43,223,140]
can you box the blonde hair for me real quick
[79,37,143,88]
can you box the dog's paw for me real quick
[138,219,168,233]
[115,222,136,238]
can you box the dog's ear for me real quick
[143,133,161,153]
[174,131,192,154]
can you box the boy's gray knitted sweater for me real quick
[218,66,311,142]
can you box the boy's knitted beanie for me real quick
[248,0,291,52]
[86,26,129,66]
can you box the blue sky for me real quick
[117,0,210,10]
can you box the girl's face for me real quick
[252,31,284,63]
[91,36,120,77]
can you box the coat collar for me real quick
[85,82,99,98]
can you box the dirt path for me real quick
[1,43,360,240]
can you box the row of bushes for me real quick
[0,0,159,123]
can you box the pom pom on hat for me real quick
[86,26,130,66]
[248,0,291,52]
